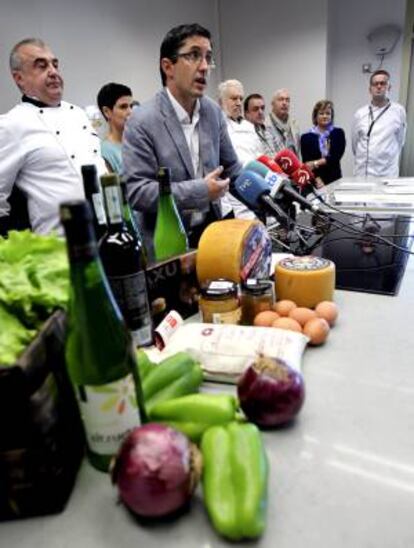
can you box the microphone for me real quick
[257,155,285,175]
[274,149,301,174]
[274,180,322,214]
[233,170,291,224]
[245,160,288,196]
[244,159,270,178]
[290,165,313,189]
[274,149,313,189]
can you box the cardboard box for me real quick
[146,250,200,321]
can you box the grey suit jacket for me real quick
[122,88,241,247]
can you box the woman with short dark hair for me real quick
[97,82,134,174]
[300,99,346,189]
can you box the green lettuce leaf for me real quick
[0,305,35,366]
[0,230,69,365]
[0,230,69,327]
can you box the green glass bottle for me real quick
[61,200,147,473]
[153,167,188,261]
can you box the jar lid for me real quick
[201,279,238,300]
[241,278,273,296]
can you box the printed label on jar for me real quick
[77,373,140,455]
[209,280,234,291]
[211,307,242,324]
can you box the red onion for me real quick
[237,355,305,427]
[111,423,202,518]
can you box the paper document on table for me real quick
[158,323,309,383]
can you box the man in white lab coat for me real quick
[217,79,263,219]
[351,69,406,178]
[0,38,106,235]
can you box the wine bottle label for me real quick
[108,271,153,346]
[77,373,140,455]
[92,192,106,225]
[131,325,153,347]
[105,186,123,224]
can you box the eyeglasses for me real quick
[371,80,389,87]
[175,50,216,69]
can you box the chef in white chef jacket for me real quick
[0,38,106,235]
[351,69,406,178]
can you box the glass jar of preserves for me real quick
[199,279,241,324]
[240,279,274,325]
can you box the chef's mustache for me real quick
[47,77,63,85]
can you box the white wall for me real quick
[217,0,406,177]
[218,0,328,139]
[327,0,406,175]
[0,0,221,113]
[0,0,408,178]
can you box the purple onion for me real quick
[111,423,201,517]
[237,355,305,427]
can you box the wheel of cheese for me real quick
[275,256,335,308]
[196,219,272,285]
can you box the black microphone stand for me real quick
[268,192,332,255]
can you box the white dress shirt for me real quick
[166,88,201,178]
[226,117,264,166]
[351,101,406,178]
[0,100,106,234]
[225,117,264,219]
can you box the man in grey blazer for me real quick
[123,23,243,256]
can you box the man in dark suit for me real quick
[123,23,242,254]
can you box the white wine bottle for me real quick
[153,167,188,261]
[61,200,147,473]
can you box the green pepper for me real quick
[135,348,155,380]
[139,351,203,414]
[148,393,237,442]
[201,422,268,541]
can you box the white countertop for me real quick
[1,260,414,547]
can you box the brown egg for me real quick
[273,299,297,317]
[254,310,280,327]
[272,317,302,333]
[289,307,317,327]
[303,317,330,345]
[315,301,339,326]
